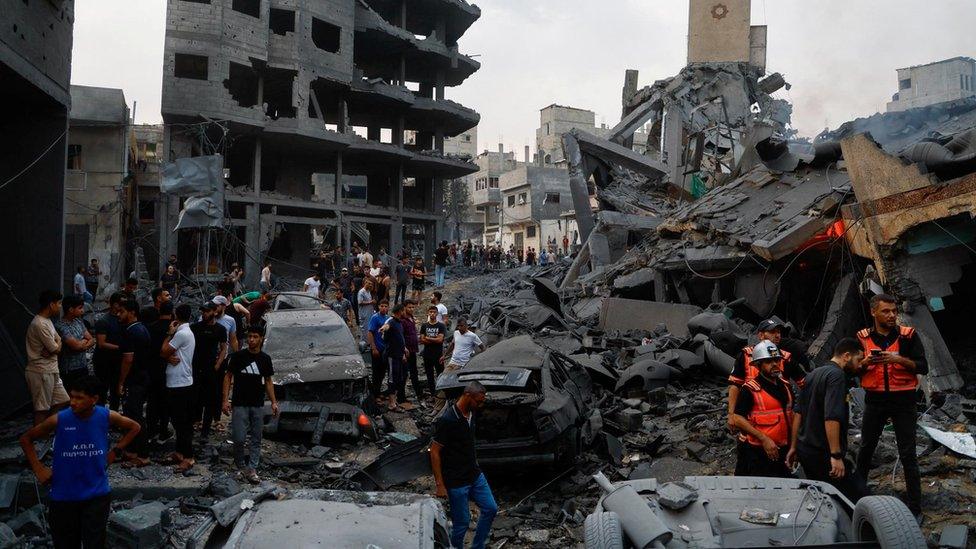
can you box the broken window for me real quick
[545,192,560,204]
[269,8,295,35]
[66,144,82,170]
[174,53,208,80]
[490,177,499,188]
[899,78,912,90]
[264,67,297,119]
[507,195,515,207]
[311,18,341,53]
[517,192,527,204]
[223,62,260,108]
[527,225,536,238]
[231,0,260,18]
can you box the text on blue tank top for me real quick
[50,407,111,501]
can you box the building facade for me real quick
[498,166,577,255]
[161,0,481,282]
[886,57,976,113]
[468,144,520,244]
[0,0,75,414]
[687,0,766,71]
[536,105,609,166]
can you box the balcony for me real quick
[472,187,500,206]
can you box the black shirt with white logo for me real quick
[421,322,447,357]
[226,350,274,408]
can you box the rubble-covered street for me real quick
[4,0,976,548]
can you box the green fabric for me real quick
[690,173,707,199]
[233,291,261,304]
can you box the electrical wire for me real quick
[931,219,976,256]
[682,247,754,280]
[0,130,68,192]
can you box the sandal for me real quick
[122,456,151,468]
[173,459,195,473]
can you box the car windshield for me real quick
[273,294,323,311]
[263,323,359,358]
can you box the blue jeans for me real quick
[435,265,446,287]
[447,473,497,549]
[82,291,93,304]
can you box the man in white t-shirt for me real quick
[160,304,197,472]
[360,250,374,270]
[303,273,322,298]
[369,260,382,279]
[431,291,449,326]
[260,261,272,291]
[443,318,484,369]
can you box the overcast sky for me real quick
[72,0,976,160]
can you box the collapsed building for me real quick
[159,0,481,284]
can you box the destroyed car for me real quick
[261,293,373,443]
[220,490,451,548]
[584,474,925,548]
[436,335,601,466]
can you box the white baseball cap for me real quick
[211,295,230,306]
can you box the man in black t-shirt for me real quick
[434,242,449,288]
[430,381,496,549]
[223,325,277,484]
[93,293,125,409]
[787,338,867,504]
[420,306,447,401]
[117,299,153,463]
[190,303,227,440]
[146,302,174,442]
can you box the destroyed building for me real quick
[886,56,976,113]
[159,0,482,282]
[0,1,75,416]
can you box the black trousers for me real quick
[798,447,869,504]
[121,379,149,457]
[856,392,921,513]
[93,359,120,410]
[193,367,220,437]
[405,352,422,399]
[388,356,407,401]
[62,369,89,393]
[49,493,111,549]
[395,283,408,304]
[146,366,169,439]
[167,385,195,458]
[422,350,442,398]
[371,352,387,396]
[734,442,792,478]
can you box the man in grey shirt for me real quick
[328,288,354,330]
[54,294,95,390]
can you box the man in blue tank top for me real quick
[19,375,140,548]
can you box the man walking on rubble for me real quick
[727,318,806,432]
[853,294,927,518]
[223,325,278,484]
[731,340,794,478]
[434,318,485,411]
[786,338,868,504]
[20,375,141,549]
[431,381,497,549]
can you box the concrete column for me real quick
[338,99,349,133]
[397,0,406,28]
[390,218,403,256]
[244,203,261,287]
[368,126,381,142]
[334,151,343,204]
[525,145,530,163]
[252,137,263,194]
[397,164,405,211]
[334,212,343,247]
[435,129,445,153]
[398,56,406,86]
[435,70,445,100]
[395,116,405,147]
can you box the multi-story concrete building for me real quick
[443,126,477,158]
[536,105,610,166]
[886,57,976,113]
[64,86,131,296]
[468,144,521,244]
[498,166,577,254]
[0,0,75,413]
[160,0,481,281]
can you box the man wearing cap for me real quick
[727,318,805,432]
[211,296,240,353]
[731,340,794,477]
[854,294,927,518]
[190,302,227,440]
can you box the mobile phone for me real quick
[870,349,883,357]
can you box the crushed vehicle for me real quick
[218,489,451,548]
[436,335,602,466]
[260,293,374,443]
[584,473,925,549]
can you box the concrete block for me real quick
[598,298,701,337]
[107,501,167,549]
[939,525,969,549]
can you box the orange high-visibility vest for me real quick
[857,326,918,392]
[739,378,793,447]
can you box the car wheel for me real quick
[584,511,624,549]
[852,496,925,549]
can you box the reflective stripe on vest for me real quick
[857,326,917,392]
[740,379,793,448]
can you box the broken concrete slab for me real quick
[656,481,699,510]
[598,298,701,337]
[107,501,168,549]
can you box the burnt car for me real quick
[436,335,602,466]
[584,474,925,548]
[221,490,451,548]
[260,293,373,442]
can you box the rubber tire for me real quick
[852,496,925,549]
[584,511,624,549]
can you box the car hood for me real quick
[436,367,533,392]
[273,354,367,385]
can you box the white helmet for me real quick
[752,340,783,362]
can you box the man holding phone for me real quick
[853,294,927,519]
